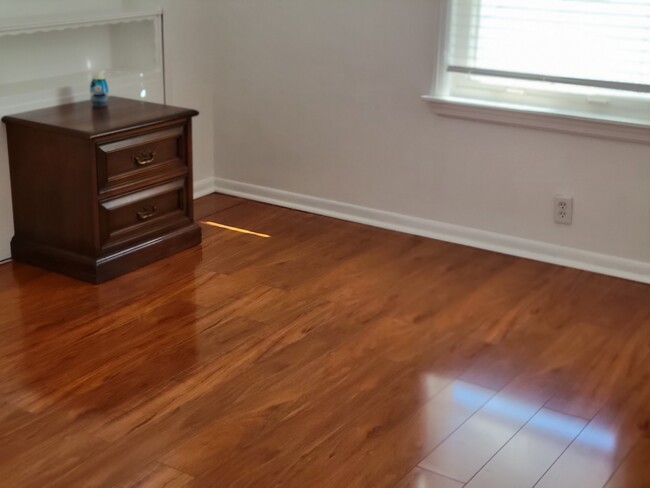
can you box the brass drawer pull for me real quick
[136,205,157,221]
[133,150,156,166]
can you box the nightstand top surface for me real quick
[2,97,198,138]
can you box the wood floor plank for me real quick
[161,354,405,482]
[0,194,647,486]
[418,379,550,482]
[396,467,464,488]
[603,438,650,488]
[542,283,650,419]
[255,380,496,488]
[116,463,194,488]
[0,410,109,488]
[92,291,349,441]
[160,312,484,485]
[464,408,587,488]
[48,302,383,485]
[534,372,650,488]
[176,329,496,485]
[0,271,220,413]
[193,193,244,220]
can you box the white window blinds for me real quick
[440,0,650,124]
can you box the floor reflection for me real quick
[418,373,618,487]
[9,272,199,416]
[201,220,271,238]
[451,380,616,452]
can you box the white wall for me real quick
[1,1,648,281]
[0,0,215,260]
[129,0,215,185]
[209,0,650,281]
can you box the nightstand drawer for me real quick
[99,179,190,249]
[97,125,187,192]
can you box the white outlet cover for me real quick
[554,197,574,225]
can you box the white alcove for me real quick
[0,9,165,261]
[0,10,165,112]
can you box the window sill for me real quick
[422,96,650,145]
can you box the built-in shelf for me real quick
[0,9,162,36]
[0,70,164,113]
[0,9,165,113]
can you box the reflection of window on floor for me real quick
[417,374,617,485]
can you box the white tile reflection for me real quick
[419,374,618,488]
[450,379,616,453]
[420,377,495,459]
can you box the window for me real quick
[430,0,650,128]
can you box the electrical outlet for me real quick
[554,196,573,225]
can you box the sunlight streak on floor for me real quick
[201,221,271,238]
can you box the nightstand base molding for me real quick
[11,224,201,284]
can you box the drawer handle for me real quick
[136,205,158,221]
[133,151,156,166]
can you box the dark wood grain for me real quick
[3,97,200,283]
[1,96,198,139]
[0,193,648,487]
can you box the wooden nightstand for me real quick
[2,97,202,283]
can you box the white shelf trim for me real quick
[0,9,162,36]
[423,96,650,145]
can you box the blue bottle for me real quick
[90,71,109,107]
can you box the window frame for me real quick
[425,0,650,145]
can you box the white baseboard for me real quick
[208,177,650,284]
[194,176,217,199]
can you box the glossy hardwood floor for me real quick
[0,193,648,488]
